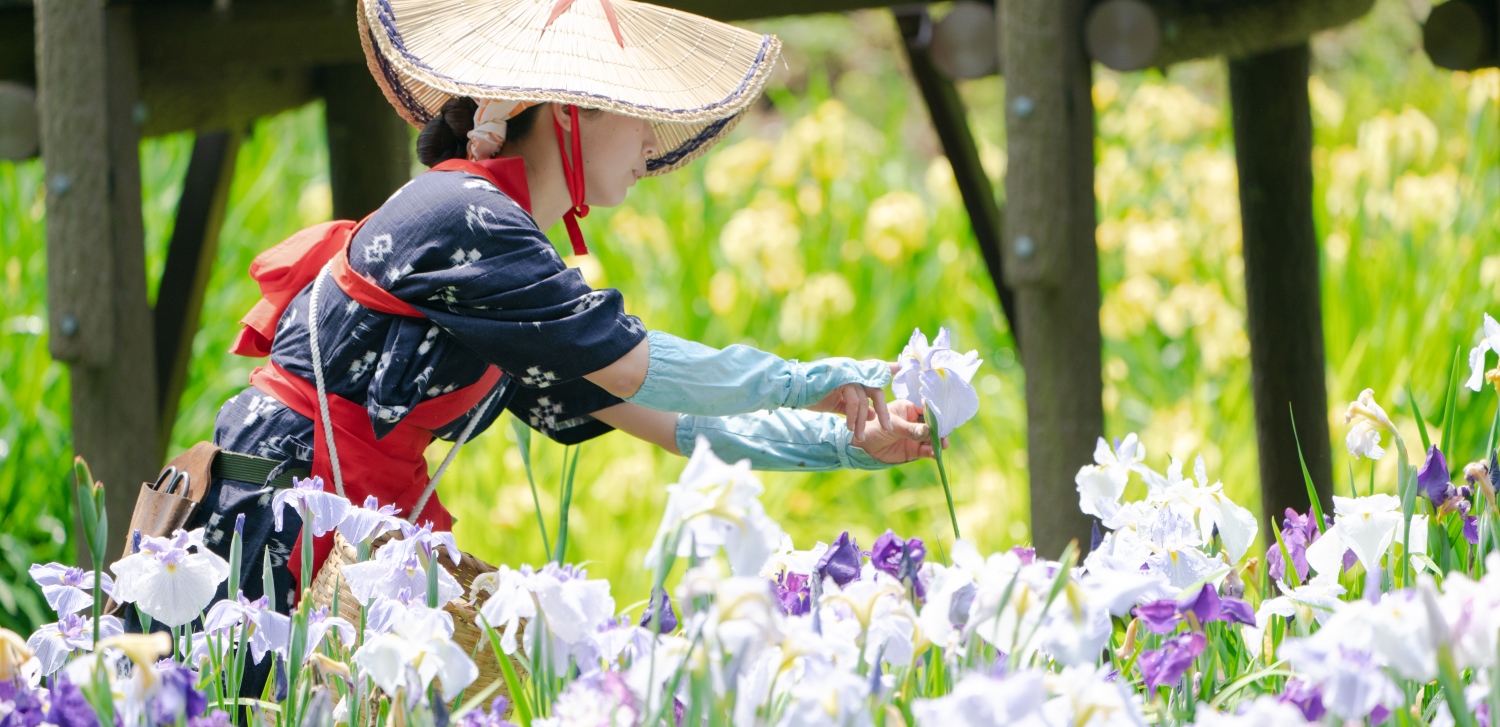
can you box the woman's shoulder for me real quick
[380,166,537,233]
[349,165,560,288]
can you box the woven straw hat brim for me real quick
[357,0,782,176]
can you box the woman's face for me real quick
[568,107,660,207]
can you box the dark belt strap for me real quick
[211,450,310,490]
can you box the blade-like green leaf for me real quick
[1409,384,1432,453]
[1288,406,1326,534]
[1442,346,1461,460]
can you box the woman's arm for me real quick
[589,400,937,467]
[583,334,895,439]
[590,401,682,455]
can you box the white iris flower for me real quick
[892,327,983,438]
[109,528,230,628]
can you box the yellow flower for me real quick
[863,191,929,263]
[705,139,774,199]
[708,270,739,316]
[0,628,33,681]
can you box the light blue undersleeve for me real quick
[624,331,892,417]
[675,410,892,472]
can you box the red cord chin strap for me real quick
[553,104,590,256]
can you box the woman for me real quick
[191,0,939,643]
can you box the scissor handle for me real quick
[151,466,190,496]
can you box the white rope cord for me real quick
[306,261,498,523]
[408,386,499,524]
[306,264,347,498]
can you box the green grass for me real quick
[1,0,1497,631]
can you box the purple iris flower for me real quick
[1278,678,1326,722]
[774,572,811,616]
[1138,632,1205,692]
[43,679,98,727]
[0,679,48,727]
[816,532,862,587]
[456,697,518,727]
[1418,446,1453,508]
[152,660,208,726]
[642,587,678,633]
[1466,515,1481,544]
[867,531,926,598]
[1010,546,1036,565]
[187,712,233,727]
[272,476,352,537]
[1133,600,1182,635]
[1133,584,1255,634]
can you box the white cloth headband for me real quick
[466,99,531,161]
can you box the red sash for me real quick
[230,156,530,590]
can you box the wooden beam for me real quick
[0,81,37,160]
[155,130,240,460]
[37,1,161,561]
[893,6,1019,348]
[35,0,113,366]
[1085,0,1374,71]
[1002,0,1103,557]
[320,63,412,220]
[1228,44,1334,540]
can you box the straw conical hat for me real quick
[358,0,782,175]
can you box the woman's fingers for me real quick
[868,387,892,431]
[842,385,866,440]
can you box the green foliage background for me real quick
[1,0,1497,632]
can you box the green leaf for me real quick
[1288,406,1326,534]
[510,416,551,558]
[1442,346,1461,461]
[1409,384,1432,453]
[554,445,580,564]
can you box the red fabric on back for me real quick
[254,360,503,593]
[230,221,357,358]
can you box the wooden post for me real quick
[1229,44,1334,537]
[1424,0,1500,71]
[894,7,1019,346]
[36,2,160,560]
[1002,0,1104,557]
[155,131,241,459]
[321,63,412,220]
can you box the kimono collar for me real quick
[430,156,533,216]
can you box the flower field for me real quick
[10,346,1500,726]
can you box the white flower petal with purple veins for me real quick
[1465,313,1500,391]
[644,437,784,577]
[341,538,465,607]
[353,603,475,702]
[1076,465,1126,521]
[109,528,230,628]
[919,366,980,438]
[337,495,404,546]
[25,613,122,676]
[271,476,352,537]
[476,566,538,655]
[891,327,984,438]
[29,563,113,616]
[1333,495,1403,570]
[530,567,615,647]
[305,606,357,654]
[1144,547,1216,595]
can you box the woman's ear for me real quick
[551,103,574,132]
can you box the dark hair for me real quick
[416,97,548,166]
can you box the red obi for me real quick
[229,157,530,590]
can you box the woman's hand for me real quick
[852,398,946,465]
[806,362,898,440]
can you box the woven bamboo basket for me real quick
[309,531,527,705]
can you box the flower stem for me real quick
[925,403,959,540]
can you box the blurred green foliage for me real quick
[1,0,1497,632]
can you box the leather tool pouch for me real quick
[120,441,219,560]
